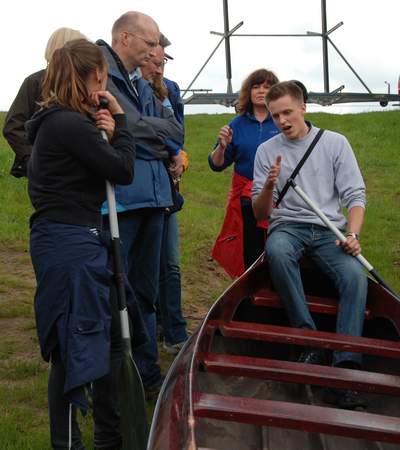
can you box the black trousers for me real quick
[241,200,266,270]
[48,286,123,450]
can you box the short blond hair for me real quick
[265,81,304,106]
[44,27,87,62]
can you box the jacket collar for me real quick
[245,111,273,123]
[129,67,142,82]
[97,40,133,86]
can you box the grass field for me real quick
[0,109,399,448]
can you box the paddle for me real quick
[288,179,400,300]
[99,98,149,449]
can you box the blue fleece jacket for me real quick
[208,112,280,180]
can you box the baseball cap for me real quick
[159,32,174,60]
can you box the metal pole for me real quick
[181,35,225,98]
[223,0,233,94]
[327,37,372,93]
[321,0,330,93]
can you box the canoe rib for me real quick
[252,289,372,319]
[199,352,400,395]
[194,393,400,444]
[209,320,400,359]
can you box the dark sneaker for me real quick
[324,388,368,410]
[297,349,326,365]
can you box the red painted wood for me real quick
[199,352,400,395]
[252,289,372,319]
[208,320,400,359]
[193,393,400,444]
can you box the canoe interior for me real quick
[148,258,400,450]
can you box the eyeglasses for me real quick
[125,32,158,49]
[152,60,164,69]
[163,57,168,65]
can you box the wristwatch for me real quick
[346,231,359,240]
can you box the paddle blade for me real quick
[118,352,149,450]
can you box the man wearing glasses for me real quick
[97,11,184,398]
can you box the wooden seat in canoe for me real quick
[252,288,373,319]
[206,320,400,359]
[193,392,400,444]
[198,352,400,396]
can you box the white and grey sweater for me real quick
[252,124,366,233]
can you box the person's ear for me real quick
[121,31,130,47]
[95,68,103,85]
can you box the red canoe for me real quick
[148,256,400,450]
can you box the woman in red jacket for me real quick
[208,68,280,277]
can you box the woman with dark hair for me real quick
[208,68,280,277]
[27,39,136,449]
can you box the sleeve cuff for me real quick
[113,114,127,129]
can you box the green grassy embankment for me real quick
[0,109,399,448]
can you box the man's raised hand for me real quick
[265,155,282,190]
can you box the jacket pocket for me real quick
[68,314,109,369]
[65,314,111,391]
[73,317,105,335]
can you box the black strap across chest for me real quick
[275,128,325,208]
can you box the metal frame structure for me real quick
[183,0,400,107]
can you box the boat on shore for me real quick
[147,255,400,450]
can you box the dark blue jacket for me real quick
[30,220,148,410]
[208,112,280,180]
[164,77,184,126]
[98,41,184,213]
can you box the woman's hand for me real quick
[94,109,115,141]
[91,90,124,115]
[217,125,233,151]
[210,125,232,167]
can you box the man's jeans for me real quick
[118,209,164,387]
[265,223,368,367]
[159,212,188,345]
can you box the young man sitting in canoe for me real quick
[252,81,368,410]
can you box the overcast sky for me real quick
[1,0,399,114]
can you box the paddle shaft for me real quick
[104,175,131,342]
[100,130,132,344]
[100,123,149,449]
[289,179,399,298]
